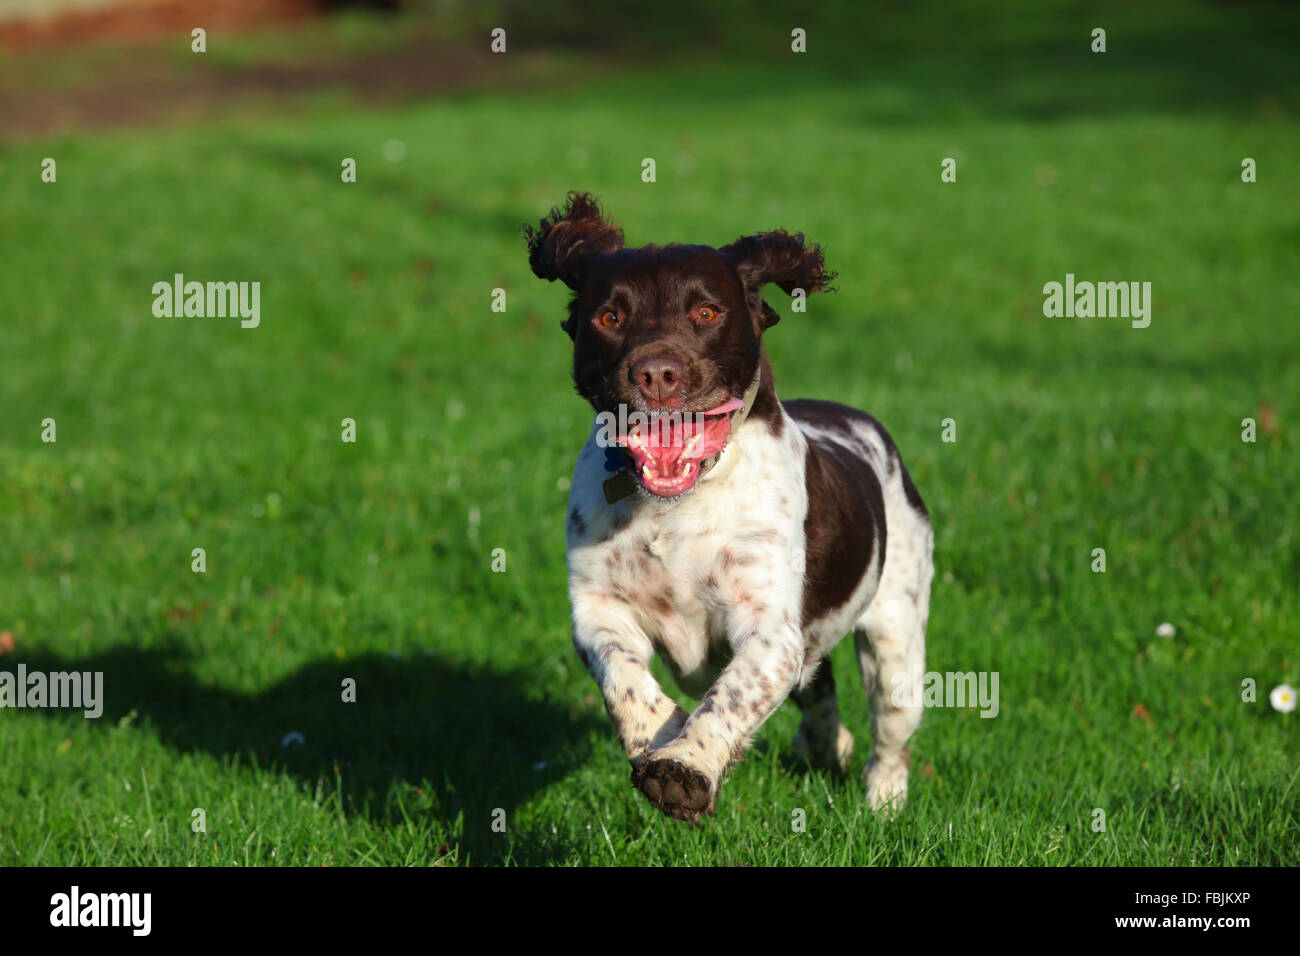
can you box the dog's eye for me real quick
[694,305,722,324]
[595,310,620,329]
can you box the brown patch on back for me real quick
[791,404,887,627]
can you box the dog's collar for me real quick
[602,367,762,504]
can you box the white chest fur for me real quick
[566,415,808,695]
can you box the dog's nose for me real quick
[630,356,684,406]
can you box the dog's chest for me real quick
[567,424,806,695]
[605,509,750,692]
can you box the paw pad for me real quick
[631,758,715,825]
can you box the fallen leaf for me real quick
[1259,402,1278,434]
[1132,703,1154,724]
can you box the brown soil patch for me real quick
[3,39,527,141]
[0,1,578,143]
[0,0,322,50]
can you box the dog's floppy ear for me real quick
[721,230,836,329]
[523,192,625,291]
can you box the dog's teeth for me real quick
[683,462,694,477]
[642,464,656,479]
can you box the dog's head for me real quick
[524,191,834,497]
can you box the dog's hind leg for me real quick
[854,477,933,813]
[790,658,854,773]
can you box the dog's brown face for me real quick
[525,192,833,496]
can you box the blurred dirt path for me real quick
[0,1,568,142]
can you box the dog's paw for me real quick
[791,723,854,774]
[631,758,715,826]
[863,757,909,815]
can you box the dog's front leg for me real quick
[571,597,689,767]
[633,613,803,825]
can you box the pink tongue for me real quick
[703,397,743,416]
[620,399,742,475]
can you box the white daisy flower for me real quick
[1156,622,1176,639]
[382,139,407,163]
[1269,684,1295,714]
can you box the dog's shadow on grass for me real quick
[10,644,603,864]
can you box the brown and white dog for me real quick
[525,193,933,825]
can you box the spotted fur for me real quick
[530,193,933,824]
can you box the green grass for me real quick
[1,0,1297,865]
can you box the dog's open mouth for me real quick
[617,397,743,497]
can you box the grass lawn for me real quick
[0,0,1297,865]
